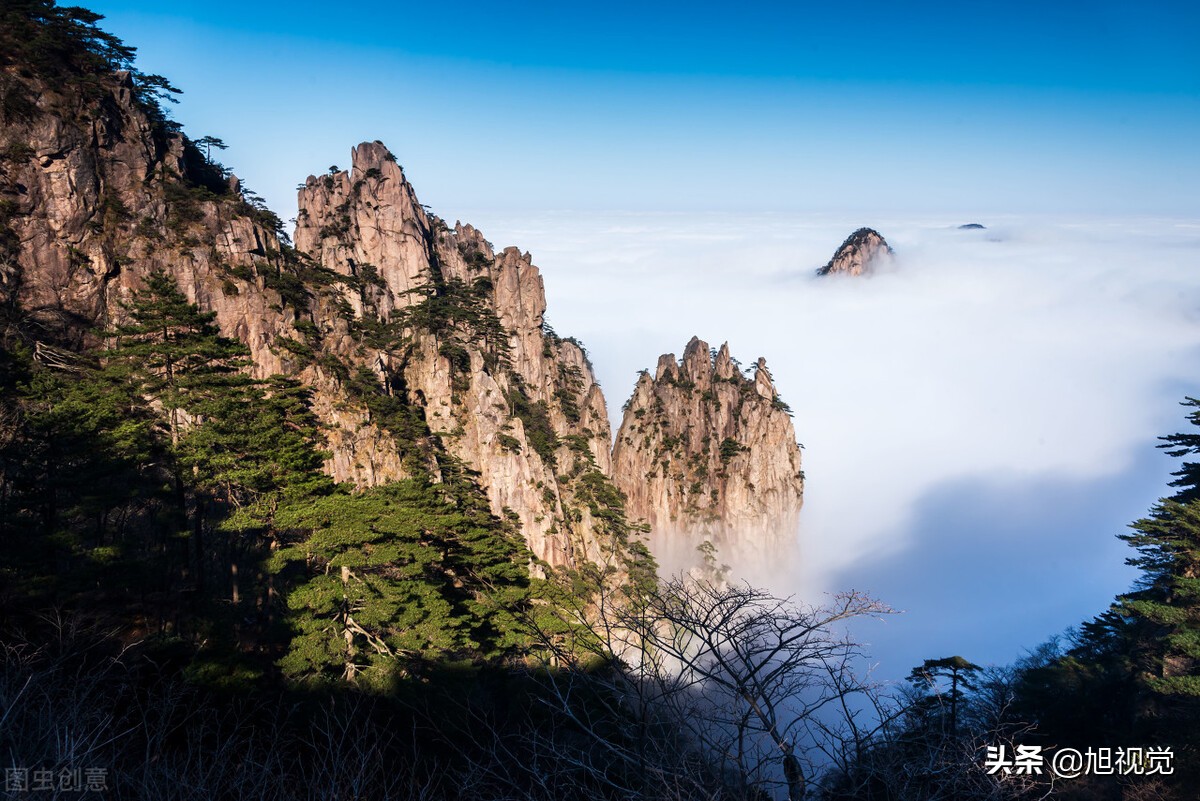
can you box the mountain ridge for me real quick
[0,34,802,580]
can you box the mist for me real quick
[456,211,1200,677]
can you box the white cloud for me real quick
[468,211,1200,666]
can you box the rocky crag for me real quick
[0,65,634,570]
[1,57,803,581]
[817,227,894,276]
[611,337,805,580]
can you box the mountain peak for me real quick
[612,339,804,582]
[817,227,894,276]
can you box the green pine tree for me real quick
[906,655,983,736]
[0,345,169,614]
[270,476,534,687]
[1120,502,1200,697]
[101,269,257,597]
[106,268,252,448]
[1115,398,1200,702]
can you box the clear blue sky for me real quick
[84,0,1200,220]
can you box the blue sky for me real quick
[86,0,1200,220]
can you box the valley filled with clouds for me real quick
[466,210,1200,672]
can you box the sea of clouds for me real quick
[460,211,1200,675]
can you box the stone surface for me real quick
[611,337,805,581]
[817,227,894,276]
[0,71,617,569]
[2,65,805,578]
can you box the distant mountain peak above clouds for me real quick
[817,227,894,277]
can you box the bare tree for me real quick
[644,579,891,800]
[525,574,893,800]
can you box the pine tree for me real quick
[270,476,534,687]
[101,270,255,596]
[180,375,333,522]
[1113,398,1200,703]
[106,269,252,448]
[906,655,983,736]
[0,347,168,614]
[1120,501,1200,697]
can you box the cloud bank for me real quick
[463,211,1200,673]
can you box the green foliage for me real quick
[271,479,533,685]
[397,277,511,375]
[695,539,729,584]
[357,262,386,289]
[906,655,982,734]
[506,383,559,467]
[2,266,544,699]
[292,318,320,343]
[275,335,313,361]
[1012,617,1144,748]
[180,375,334,526]
[1005,397,1200,772]
[344,364,436,472]
[0,270,337,651]
[0,1,180,126]
[261,264,311,313]
[1120,504,1200,698]
[554,363,584,424]
[107,269,251,435]
[1156,398,1200,503]
[718,437,747,464]
[0,342,168,609]
[161,180,209,236]
[1106,398,1200,712]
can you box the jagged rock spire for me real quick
[612,337,804,582]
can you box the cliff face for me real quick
[292,142,617,566]
[3,72,281,362]
[817,227,893,276]
[0,70,416,488]
[2,58,804,578]
[0,67,624,569]
[611,337,804,579]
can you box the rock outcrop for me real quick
[2,60,807,580]
[611,337,805,580]
[0,66,629,570]
[817,227,894,276]
[293,142,619,566]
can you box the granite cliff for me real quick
[0,64,631,570]
[611,337,805,579]
[1,57,802,580]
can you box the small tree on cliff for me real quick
[106,269,251,448]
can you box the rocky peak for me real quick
[1,74,633,571]
[294,141,432,319]
[817,227,894,276]
[611,337,804,582]
[289,142,623,567]
[655,352,678,382]
[680,336,713,389]
[713,342,736,380]
[753,357,775,399]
